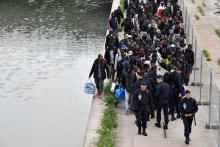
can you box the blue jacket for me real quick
[179,97,198,118]
[155,82,172,103]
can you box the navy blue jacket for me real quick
[155,82,172,103]
[179,97,198,118]
[134,89,152,109]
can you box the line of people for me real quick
[89,0,198,145]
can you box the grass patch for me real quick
[203,49,212,61]
[191,0,195,4]
[202,2,206,7]
[197,6,205,16]
[96,82,118,147]
[218,59,220,66]
[118,23,124,32]
[118,0,125,32]
[120,0,125,12]
[215,29,220,38]
[195,14,200,20]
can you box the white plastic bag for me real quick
[111,82,116,92]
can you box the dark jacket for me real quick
[89,59,109,80]
[184,49,194,66]
[134,89,152,109]
[155,82,172,103]
[121,70,137,93]
[179,97,198,118]
[132,79,144,94]
[171,71,182,93]
[109,17,118,31]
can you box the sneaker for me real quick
[155,123,161,128]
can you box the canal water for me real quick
[0,0,111,147]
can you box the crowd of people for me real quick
[89,0,198,145]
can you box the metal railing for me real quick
[178,0,220,146]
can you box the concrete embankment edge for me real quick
[82,0,120,146]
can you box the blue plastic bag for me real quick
[84,80,96,94]
[114,86,125,100]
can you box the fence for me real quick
[178,0,220,146]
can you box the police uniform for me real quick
[179,91,198,144]
[155,78,171,129]
[134,83,152,136]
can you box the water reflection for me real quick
[0,0,111,147]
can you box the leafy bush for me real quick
[197,6,205,16]
[202,2,206,7]
[218,59,220,66]
[203,49,211,61]
[215,29,220,38]
[195,15,200,20]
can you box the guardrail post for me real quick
[219,90,220,147]
[193,39,197,84]
[187,17,190,43]
[199,52,203,102]
[206,71,218,129]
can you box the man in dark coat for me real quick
[121,65,137,113]
[89,54,109,98]
[170,67,182,120]
[184,44,194,85]
[109,12,118,32]
[114,6,124,25]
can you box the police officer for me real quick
[179,90,198,144]
[155,75,171,129]
[134,81,152,136]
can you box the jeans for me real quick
[125,89,130,111]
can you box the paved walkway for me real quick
[115,101,217,147]
[114,61,217,147]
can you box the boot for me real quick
[142,128,148,136]
[177,114,181,119]
[185,140,189,144]
[155,123,161,128]
[171,115,176,121]
[138,127,141,135]
[185,136,190,144]
[151,113,155,119]
[164,124,168,130]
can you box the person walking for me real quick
[155,75,171,130]
[179,90,198,144]
[134,81,153,136]
[121,65,136,113]
[89,54,109,98]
